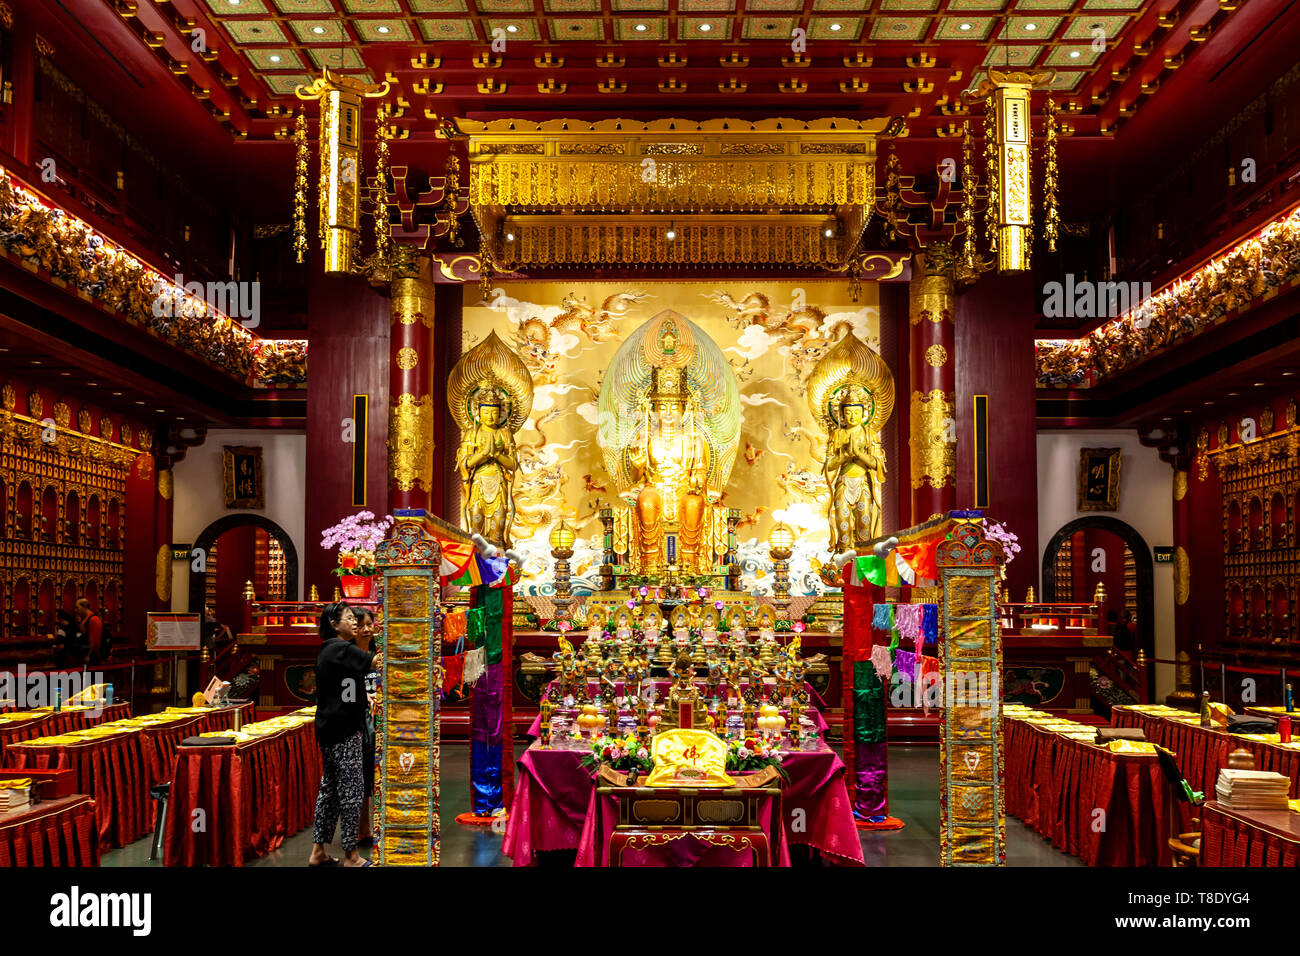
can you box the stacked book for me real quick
[1215,769,1291,810]
[0,779,32,813]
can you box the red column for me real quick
[908,250,956,522]
[387,257,436,514]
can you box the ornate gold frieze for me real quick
[458,117,886,270]
[388,393,432,493]
[253,339,308,387]
[910,389,957,490]
[1036,204,1300,387]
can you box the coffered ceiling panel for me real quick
[105,0,1252,144]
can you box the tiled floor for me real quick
[101,743,1081,867]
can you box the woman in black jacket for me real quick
[309,603,382,867]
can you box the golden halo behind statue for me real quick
[806,332,894,433]
[448,330,534,433]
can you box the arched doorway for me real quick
[1042,516,1155,701]
[188,515,299,626]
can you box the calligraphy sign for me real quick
[1077,447,1121,512]
[222,445,265,509]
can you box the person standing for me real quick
[75,600,103,665]
[352,607,378,846]
[309,603,382,867]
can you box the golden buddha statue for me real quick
[598,311,740,576]
[448,331,534,548]
[807,333,894,553]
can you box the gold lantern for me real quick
[961,69,1062,275]
[549,519,576,604]
[295,69,390,274]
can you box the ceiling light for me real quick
[135,401,146,406]
[504,231,515,242]
[1255,382,1266,387]
[30,360,40,365]
[1203,401,1213,406]
[88,382,98,387]
[112,391,123,397]
[824,227,835,238]
[156,409,165,414]
[829,23,842,32]
[1069,50,1081,58]
[269,55,282,63]
[959,22,973,31]
[698,22,712,31]
[1162,417,1172,421]
[312,25,326,34]
[1284,371,1295,377]
[1228,391,1238,396]
[60,372,70,377]
[1024,22,1038,31]
[1183,409,1192,414]
[376,25,390,33]
[506,24,518,33]
[228,0,240,5]
[666,223,676,241]
[635,22,648,32]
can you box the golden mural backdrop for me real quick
[461,280,881,593]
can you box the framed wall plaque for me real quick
[1077,447,1121,512]
[223,445,265,509]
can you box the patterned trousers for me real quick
[312,730,365,852]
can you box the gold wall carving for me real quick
[459,116,886,271]
[909,390,957,490]
[463,280,880,585]
[388,393,432,493]
[925,344,949,367]
[1173,469,1188,502]
[158,469,173,501]
[396,347,419,370]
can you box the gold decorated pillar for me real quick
[388,255,436,513]
[1169,468,1195,706]
[909,246,957,522]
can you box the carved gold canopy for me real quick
[455,116,892,270]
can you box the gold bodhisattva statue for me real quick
[807,333,895,553]
[448,330,534,548]
[630,364,710,571]
[458,385,519,547]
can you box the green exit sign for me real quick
[1153,547,1174,564]
[171,545,192,560]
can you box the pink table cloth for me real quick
[503,739,864,866]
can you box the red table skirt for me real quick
[1112,707,1300,797]
[1201,803,1300,867]
[0,795,99,867]
[2,705,251,852]
[1004,717,1168,866]
[163,721,320,866]
[0,704,131,765]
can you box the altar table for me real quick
[0,704,131,764]
[1200,801,1300,867]
[1111,705,1300,796]
[0,794,99,867]
[162,711,321,866]
[1003,712,1168,866]
[3,704,251,851]
[503,739,864,867]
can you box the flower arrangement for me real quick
[321,511,394,578]
[726,737,788,779]
[982,519,1021,565]
[580,734,653,774]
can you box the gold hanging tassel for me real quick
[959,120,978,274]
[1043,95,1060,254]
[292,109,310,264]
[982,104,999,258]
[372,102,392,265]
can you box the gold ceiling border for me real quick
[457,117,889,272]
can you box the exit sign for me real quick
[1153,547,1174,564]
